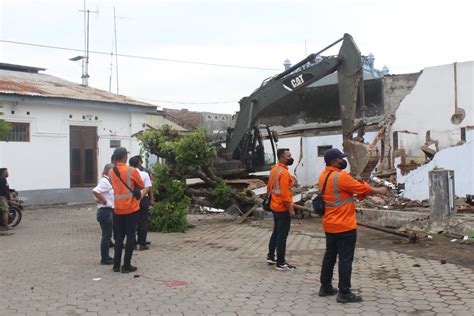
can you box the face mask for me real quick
[338,159,348,170]
[286,157,294,166]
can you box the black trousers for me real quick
[268,210,291,265]
[137,196,150,246]
[320,229,357,294]
[113,211,139,268]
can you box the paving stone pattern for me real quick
[1,206,473,315]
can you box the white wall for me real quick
[0,101,148,191]
[398,139,474,200]
[265,132,377,187]
[392,62,474,157]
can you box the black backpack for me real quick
[312,171,333,217]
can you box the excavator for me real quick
[213,34,380,180]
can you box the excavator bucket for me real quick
[337,34,380,179]
[343,140,380,179]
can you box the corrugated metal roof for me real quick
[0,69,154,107]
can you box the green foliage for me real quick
[139,126,215,176]
[211,180,232,209]
[174,128,215,174]
[149,163,191,233]
[0,105,11,140]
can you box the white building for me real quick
[0,63,163,204]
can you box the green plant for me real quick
[211,180,232,209]
[148,163,191,233]
[0,104,11,140]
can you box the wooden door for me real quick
[70,126,98,187]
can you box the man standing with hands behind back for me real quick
[266,148,297,271]
[318,148,388,303]
[109,147,144,273]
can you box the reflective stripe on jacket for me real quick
[267,163,293,212]
[109,163,144,215]
[318,166,372,233]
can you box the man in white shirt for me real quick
[129,156,153,251]
[92,163,115,265]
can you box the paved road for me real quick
[1,205,473,315]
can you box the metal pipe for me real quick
[273,37,344,80]
[358,222,418,243]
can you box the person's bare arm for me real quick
[92,191,107,205]
[370,186,389,195]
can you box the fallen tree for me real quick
[139,126,256,232]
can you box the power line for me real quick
[136,97,238,105]
[0,39,281,71]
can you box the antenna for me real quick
[112,7,130,94]
[78,0,98,86]
[108,49,113,92]
[113,6,119,94]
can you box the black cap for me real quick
[324,148,347,164]
[112,147,129,161]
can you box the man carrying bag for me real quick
[109,147,144,273]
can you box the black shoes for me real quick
[275,262,296,271]
[113,265,120,273]
[100,258,114,265]
[138,245,149,251]
[336,292,363,303]
[145,241,151,245]
[318,286,339,297]
[121,265,138,273]
[266,255,277,265]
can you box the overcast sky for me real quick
[0,0,473,113]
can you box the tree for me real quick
[139,126,255,232]
[0,104,11,140]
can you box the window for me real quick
[4,122,30,142]
[110,140,121,148]
[317,145,332,157]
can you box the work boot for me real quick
[112,265,121,273]
[319,285,338,297]
[121,265,138,273]
[138,245,149,251]
[336,292,363,303]
[100,258,114,265]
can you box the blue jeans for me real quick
[97,207,113,262]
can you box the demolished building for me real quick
[255,60,473,200]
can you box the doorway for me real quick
[70,126,98,187]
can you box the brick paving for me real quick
[0,205,473,315]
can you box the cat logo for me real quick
[290,75,304,88]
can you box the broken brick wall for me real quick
[391,61,474,161]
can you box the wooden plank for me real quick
[235,206,257,224]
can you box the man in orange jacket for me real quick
[318,148,388,303]
[109,147,144,273]
[266,148,296,271]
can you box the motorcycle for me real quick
[1,190,23,227]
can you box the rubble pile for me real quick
[358,195,426,210]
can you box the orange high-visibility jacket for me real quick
[318,166,372,233]
[267,163,293,212]
[109,162,144,215]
